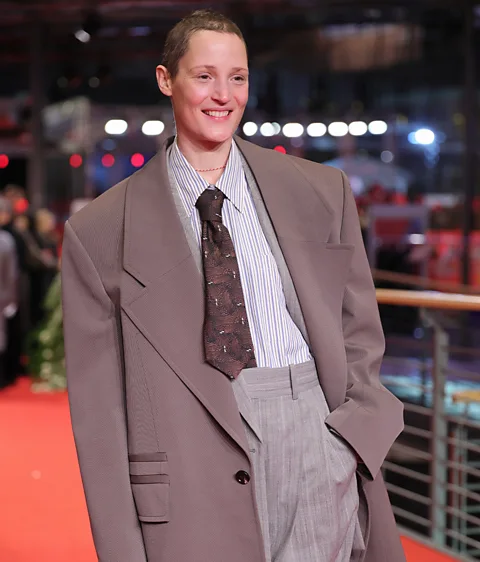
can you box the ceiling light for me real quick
[243,122,258,137]
[349,121,368,136]
[272,122,281,135]
[75,12,102,43]
[142,120,165,136]
[328,122,349,137]
[368,120,388,135]
[282,123,304,138]
[74,30,91,43]
[105,119,128,135]
[307,123,327,137]
[412,128,435,145]
[260,123,275,137]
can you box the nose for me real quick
[212,79,230,104]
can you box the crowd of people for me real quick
[0,184,59,389]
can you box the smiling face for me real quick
[157,30,249,150]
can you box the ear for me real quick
[156,65,173,97]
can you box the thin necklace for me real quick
[194,164,227,173]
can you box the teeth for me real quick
[205,111,230,118]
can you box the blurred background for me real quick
[0,1,480,561]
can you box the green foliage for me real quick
[28,274,66,391]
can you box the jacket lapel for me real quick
[121,140,251,458]
[121,135,354,456]
[235,137,354,411]
[235,136,334,244]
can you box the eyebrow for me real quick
[190,65,249,74]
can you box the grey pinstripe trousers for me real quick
[232,360,366,562]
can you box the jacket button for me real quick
[235,470,251,485]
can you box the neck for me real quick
[176,133,232,172]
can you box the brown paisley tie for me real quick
[195,186,257,379]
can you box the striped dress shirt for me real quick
[168,139,312,368]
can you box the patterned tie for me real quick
[195,186,257,379]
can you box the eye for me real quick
[197,74,210,81]
[233,75,247,83]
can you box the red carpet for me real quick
[0,378,96,562]
[0,377,461,562]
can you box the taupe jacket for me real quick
[62,137,405,562]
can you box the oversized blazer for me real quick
[62,136,406,562]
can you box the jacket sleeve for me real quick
[61,221,147,562]
[325,171,404,480]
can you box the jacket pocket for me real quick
[129,453,170,523]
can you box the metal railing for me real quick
[377,288,480,560]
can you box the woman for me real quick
[62,10,405,562]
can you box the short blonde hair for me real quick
[162,9,246,79]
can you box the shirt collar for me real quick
[169,138,246,217]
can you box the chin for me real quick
[199,129,236,146]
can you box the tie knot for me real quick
[195,187,226,222]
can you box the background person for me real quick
[0,197,18,389]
